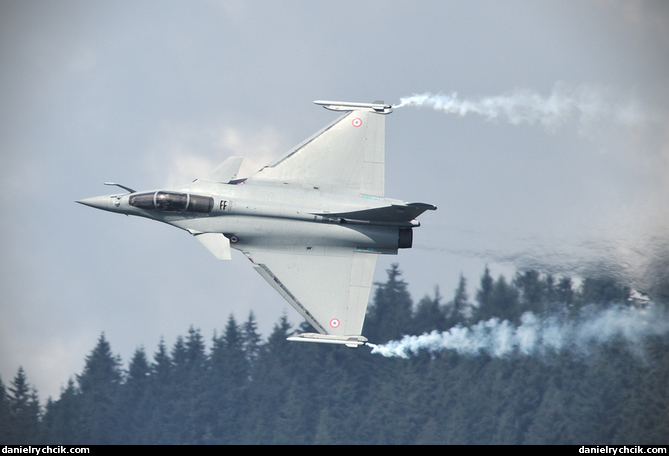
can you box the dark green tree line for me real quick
[3,264,668,444]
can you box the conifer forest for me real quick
[2,264,668,445]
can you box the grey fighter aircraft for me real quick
[77,101,436,348]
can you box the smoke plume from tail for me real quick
[368,303,669,359]
[394,83,646,130]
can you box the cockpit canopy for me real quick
[129,191,214,214]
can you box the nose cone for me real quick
[76,195,114,211]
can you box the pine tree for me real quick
[76,333,123,444]
[313,407,336,444]
[263,314,294,359]
[613,338,669,444]
[555,276,575,306]
[184,326,207,372]
[218,315,248,382]
[489,357,545,444]
[271,379,306,444]
[308,354,369,444]
[491,275,520,322]
[0,377,12,443]
[245,315,295,443]
[7,367,41,443]
[176,327,209,444]
[524,372,575,444]
[578,276,630,306]
[411,287,446,334]
[127,347,151,383]
[144,338,174,444]
[470,273,521,322]
[40,379,82,444]
[450,273,471,325]
[473,265,494,321]
[365,263,413,343]
[120,347,151,443]
[514,269,546,316]
[77,334,123,394]
[472,268,520,322]
[363,360,424,444]
[151,337,172,384]
[242,311,262,367]
[206,315,250,444]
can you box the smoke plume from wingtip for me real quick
[368,303,669,360]
[394,83,648,130]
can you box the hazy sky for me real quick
[2,0,668,401]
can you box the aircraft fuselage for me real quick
[78,179,416,258]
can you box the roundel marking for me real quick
[352,118,362,128]
[229,235,239,244]
[330,318,340,328]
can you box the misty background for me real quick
[1,1,668,401]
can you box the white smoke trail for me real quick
[394,83,645,130]
[368,303,669,359]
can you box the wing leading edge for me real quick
[247,102,390,197]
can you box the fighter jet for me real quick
[77,100,436,348]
